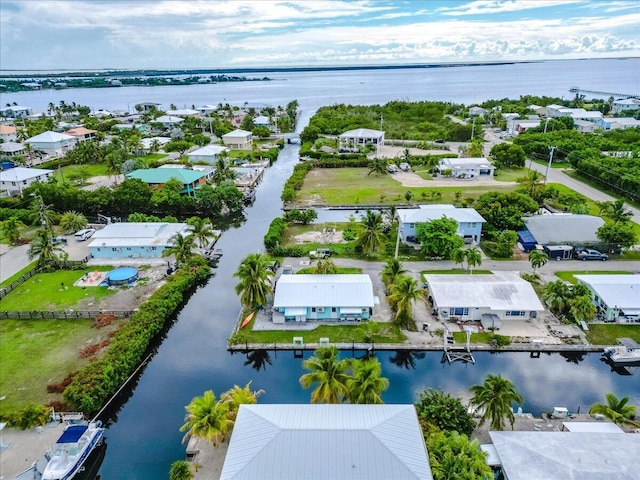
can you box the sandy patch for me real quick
[293,230,346,244]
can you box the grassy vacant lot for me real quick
[295,168,515,206]
[1,267,115,310]
[55,163,109,181]
[493,167,528,182]
[555,271,633,284]
[585,324,640,345]
[0,317,126,415]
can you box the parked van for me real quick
[74,228,96,241]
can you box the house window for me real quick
[506,311,526,317]
[151,247,157,251]
[311,308,316,313]
[126,247,132,251]
[468,222,476,228]
[409,223,415,228]
[331,307,337,313]
[449,307,469,316]
[112,248,118,252]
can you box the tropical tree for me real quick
[451,247,467,270]
[469,374,523,430]
[187,216,217,249]
[162,233,197,265]
[570,295,597,324]
[169,461,193,480]
[529,249,549,274]
[347,357,389,404]
[381,258,407,288]
[313,258,338,274]
[427,431,493,480]
[179,390,233,447]
[220,382,264,421]
[59,211,88,234]
[356,210,385,255]
[415,217,464,259]
[299,346,350,404]
[387,275,424,331]
[541,280,571,315]
[1,216,26,245]
[233,253,274,309]
[601,199,633,223]
[589,393,638,427]
[517,170,545,202]
[28,229,64,268]
[367,157,387,176]
[465,248,482,273]
[415,388,475,436]
[212,155,235,185]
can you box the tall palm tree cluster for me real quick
[233,253,275,309]
[162,216,218,266]
[381,258,424,331]
[541,280,597,324]
[451,247,482,273]
[299,346,389,404]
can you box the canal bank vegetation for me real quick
[585,324,640,345]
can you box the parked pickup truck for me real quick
[575,249,608,261]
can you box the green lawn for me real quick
[413,170,435,180]
[493,167,528,182]
[422,269,493,277]
[54,163,109,182]
[555,271,634,284]
[230,321,406,345]
[133,153,168,162]
[295,168,516,206]
[566,170,640,210]
[585,324,640,345]
[533,159,573,169]
[1,267,116,310]
[0,317,125,415]
[297,267,363,274]
[0,261,37,287]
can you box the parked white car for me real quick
[74,228,96,241]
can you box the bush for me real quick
[10,404,50,429]
[489,334,511,347]
[281,162,312,202]
[270,245,307,257]
[415,388,475,437]
[264,217,286,250]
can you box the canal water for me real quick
[3,59,638,479]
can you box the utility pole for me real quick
[543,117,551,134]
[544,146,556,185]
[471,117,476,140]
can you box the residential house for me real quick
[170,108,200,117]
[469,106,488,117]
[126,168,209,195]
[220,404,432,480]
[195,104,218,115]
[25,131,76,156]
[423,273,544,325]
[154,115,184,129]
[64,127,97,142]
[574,274,640,323]
[546,105,603,122]
[519,214,605,247]
[138,102,162,112]
[573,119,597,133]
[0,105,32,119]
[0,167,53,196]
[596,117,640,130]
[187,145,229,164]
[0,142,25,157]
[611,97,640,114]
[140,136,171,152]
[339,128,385,153]
[88,222,190,259]
[89,109,113,118]
[437,157,495,178]
[222,129,252,150]
[253,115,271,129]
[397,204,486,245]
[272,274,375,324]
[0,125,17,142]
[507,118,541,134]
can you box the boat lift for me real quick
[442,328,475,364]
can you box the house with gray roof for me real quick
[25,131,76,156]
[437,157,495,178]
[521,214,605,247]
[272,274,375,324]
[220,404,432,480]
[397,204,485,245]
[187,145,229,164]
[0,167,53,196]
[574,274,640,322]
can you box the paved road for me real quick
[0,244,32,283]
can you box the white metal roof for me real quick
[140,136,171,148]
[524,214,604,244]
[223,129,251,138]
[273,274,374,308]
[220,404,432,480]
[489,431,640,480]
[561,422,624,433]
[340,128,385,138]
[25,131,75,143]
[155,115,184,123]
[0,167,53,182]
[439,157,493,169]
[574,275,640,310]
[188,145,229,157]
[424,273,544,311]
[397,204,485,224]
[87,222,189,248]
[0,142,25,153]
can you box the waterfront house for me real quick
[0,105,32,119]
[272,274,375,323]
[138,102,162,112]
[397,204,485,245]
[0,125,17,142]
[611,97,640,114]
[0,142,25,157]
[64,127,97,142]
[0,167,53,196]
[154,115,184,129]
[25,131,76,156]
[596,117,640,130]
[195,104,218,115]
[574,274,640,323]
[88,222,190,259]
[187,145,229,164]
[424,273,544,325]
[220,404,432,480]
[126,168,208,195]
[222,129,252,150]
[519,214,604,248]
[437,157,495,178]
[339,128,385,153]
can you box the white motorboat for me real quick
[41,421,104,480]
[603,345,640,366]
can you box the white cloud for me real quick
[438,0,584,16]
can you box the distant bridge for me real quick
[569,86,639,99]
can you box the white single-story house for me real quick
[89,109,113,118]
[596,117,640,130]
[0,142,25,157]
[0,105,32,119]
[611,97,640,114]
[487,431,639,480]
[573,119,597,133]
[140,136,172,152]
[469,106,488,117]
[220,404,432,480]
[222,129,252,150]
[438,157,495,178]
[64,127,97,142]
[154,115,184,128]
[397,204,485,245]
[339,128,385,153]
[88,222,190,259]
[170,108,200,117]
[506,117,541,134]
[521,214,604,246]
[574,274,640,323]
[25,131,76,156]
[138,102,162,112]
[424,273,544,324]
[187,145,229,163]
[0,125,17,142]
[546,105,603,122]
[0,167,53,196]
[253,115,271,128]
[272,274,375,324]
[195,104,218,115]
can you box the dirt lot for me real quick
[292,230,346,244]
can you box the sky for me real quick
[1,0,639,71]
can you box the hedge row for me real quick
[281,162,313,202]
[0,207,32,223]
[63,258,211,414]
[270,245,307,257]
[264,217,286,250]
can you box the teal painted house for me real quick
[126,168,209,195]
[272,274,375,324]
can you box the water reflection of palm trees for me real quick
[389,350,426,370]
[243,350,272,371]
[559,352,585,364]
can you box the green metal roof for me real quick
[126,168,205,185]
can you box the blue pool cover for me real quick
[57,425,87,443]
[108,267,138,282]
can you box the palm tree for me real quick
[233,253,274,309]
[356,210,384,255]
[570,295,596,324]
[451,247,466,271]
[541,280,571,315]
[529,250,549,274]
[220,382,264,421]
[1,216,26,245]
[387,275,424,331]
[381,258,407,288]
[347,357,389,404]
[589,393,638,427]
[367,158,387,176]
[604,199,633,223]
[465,248,482,273]
[299,346,350,404]
[469,374,523,430]
[28,229,64,268]
[187,216,217,249]
[162,233,197,265]
[517,170,545,201]
[59,211,88,234]
[179,390,233,447]
[313,258,337,274]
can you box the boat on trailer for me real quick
[41,421,104,480]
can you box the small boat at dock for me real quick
[602,338,640,366]
[41,421,104,480]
